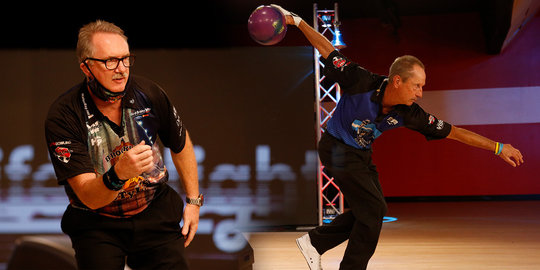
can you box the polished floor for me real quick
[246,200,540,270]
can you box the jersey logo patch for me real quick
[436,120,444,130]
[332,56,349,71]
[386,116,399,125]
[54,146,71,163]
[428,115,435,125]
[50,141,72,163]
[352,119,381,148]
[428,114,445,130]
[105,139,133,163]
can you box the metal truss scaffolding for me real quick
[313,3,345,226]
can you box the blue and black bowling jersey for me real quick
[323,50,451,149]
[45,75,186,217]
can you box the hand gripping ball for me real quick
[247,5,287,45]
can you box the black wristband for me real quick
[103,165,127,191]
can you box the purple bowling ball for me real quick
[248,5,287,45]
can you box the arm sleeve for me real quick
[154,88,187,154]
[322,50,385,94]
[44,108,95,185]
[403,103,452,140]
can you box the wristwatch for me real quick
[186,194,204,207]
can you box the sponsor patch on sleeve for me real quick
[50,141,72,163]
[428,115,435,125]
[332,56,349,70]
[427,114,445,130]
[436,119,445,130]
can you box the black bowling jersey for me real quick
[45,75,186,217]
[323,50,452,149]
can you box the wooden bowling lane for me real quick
[246,200,540,269]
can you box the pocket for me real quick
[60,205,98,236]
[168,186,184,223]
[148,184,184,225]
[60,205,73,235]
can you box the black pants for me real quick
[61,184,189,270]
[309,133,388,270]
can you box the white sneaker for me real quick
[296,234,323,270]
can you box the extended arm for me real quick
[446,125,524,167]
[272,4,335,59]
[170,130,200,247]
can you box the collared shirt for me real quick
[324,50,451,149]
[45,75,186,218]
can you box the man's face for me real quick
[82,32,130,93]
[395,64,425,106]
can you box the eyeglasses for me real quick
[84,55,135,70]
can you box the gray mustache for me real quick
[112,73,128,80]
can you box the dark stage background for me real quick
[0,47,319,260]
[0,1,538,268]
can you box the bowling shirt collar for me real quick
[371,78,388,104]
[80,76,138,122]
